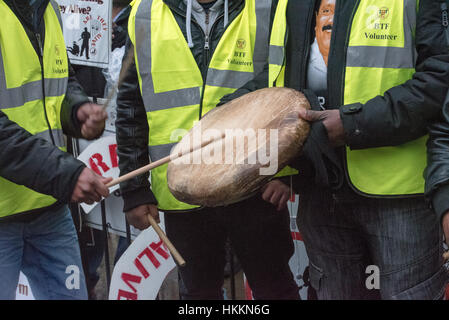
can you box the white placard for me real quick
[56,0,112,68]
[77,135,120,213]
[109,216,176,300]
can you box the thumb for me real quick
[298,109,323,122]
[101,176,113,184]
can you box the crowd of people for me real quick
[1,0,449,301]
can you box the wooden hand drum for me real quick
[166,87,311,207]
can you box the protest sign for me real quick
[56,0,112,68]
[109,217,176,300]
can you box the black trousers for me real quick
[164,194,299,300]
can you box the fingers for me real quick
[92,174,111,198]
[147,204,160,224]
[261,184,274,203]
[71,168,112,204]
[269,189,282,207]
[101,176,113,185]
[278,193,290,211]
[126,205,151,230]
[444,251,449,261]
[76,104,89,123]
[78,103,108,140]
[261,180,290,211]
[298,108,325,122]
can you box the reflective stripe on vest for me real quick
[130,0,272,211]
[267,0,299,178]
[344,0,424,196]
[269,0,288,87]
[0,1,68,217]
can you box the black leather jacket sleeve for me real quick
[425,93,449,223]
[0,110,85,203]
[341,0,449,150]
[116,39,158,212]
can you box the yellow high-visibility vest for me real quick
[129,0,276,211]
[0,0,69,217]
[270,0,425,196]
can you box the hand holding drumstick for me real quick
[104,134,226,267]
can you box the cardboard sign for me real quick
[56,0,112,68]
[77,135,120,214]
[109,217,176,300]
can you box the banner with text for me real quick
[109,218,176,300]
[56,0,111,68]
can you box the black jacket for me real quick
[0,0,90,220]
[425,93,449,223]
[0,111,84,205]
[116,0,248,212]
[225,0,449,196]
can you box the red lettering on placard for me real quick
[117,289,137,300]
[134,239,172,278]
[89,153,110,175]
[121,272,141,293]
[139,247,161,269]
[134,256,150,279]
[109,144,118,168]
[150,240,170,260]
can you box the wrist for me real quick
[431,184,449,225]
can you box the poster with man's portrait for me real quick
[56,0,112,68]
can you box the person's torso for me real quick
[129,0,273,211]
[0,0,69,218]
[274,0,425,198]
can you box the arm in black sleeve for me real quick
[425,92,449,223]
[0,110,85,203]
[116,38,157,212]
[341,0,449,150]
[60,58,91,138]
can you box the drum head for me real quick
[167,87,310,207]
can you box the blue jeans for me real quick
[0,205,87,300]
[297,184,449,300]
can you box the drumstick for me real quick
[147,214,186,267]
[106,133,224,267]
[106,133,225,188]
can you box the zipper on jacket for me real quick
[202,9,211,117]
[199,11,227,119]
[35,32,56,146]
[167,1,241,119]
[441,2,449,46]
[204,9,210,51]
